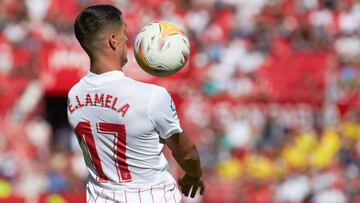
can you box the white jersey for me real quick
[67,70,183,202]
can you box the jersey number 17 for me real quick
[75,122,132,183]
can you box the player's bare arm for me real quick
[164,132,205,198]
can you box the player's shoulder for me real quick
[123,77,168,95]
[148,84,172,106]
[151,84,169,97]
[67,80,83,98]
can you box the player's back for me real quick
[67,70,181,189]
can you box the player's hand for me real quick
[178,173,205,198]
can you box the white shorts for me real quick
[86,179,182,203]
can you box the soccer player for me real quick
[67,5,204,203]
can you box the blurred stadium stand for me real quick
[0,0,360,202]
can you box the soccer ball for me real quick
[134,21,190,77]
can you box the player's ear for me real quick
[109,34,117,50]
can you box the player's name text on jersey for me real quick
[68,93,130,117]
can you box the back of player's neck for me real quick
[90,64,122,75]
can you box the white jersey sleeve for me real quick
[148,86,183,139]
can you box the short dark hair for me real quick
[74,5,123,51]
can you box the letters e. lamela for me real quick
[68,93,130,117]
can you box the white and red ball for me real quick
[134,21,190,77]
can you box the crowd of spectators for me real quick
[0,0,359,202]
